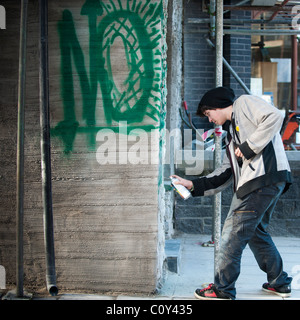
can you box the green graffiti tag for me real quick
[53,0,163,152]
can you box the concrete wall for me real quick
[0,0,167,294]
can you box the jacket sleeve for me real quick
[191,152,232,197]
[238,96,284,160]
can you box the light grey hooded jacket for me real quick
[191,95,292,199]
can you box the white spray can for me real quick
[171,178,191,200]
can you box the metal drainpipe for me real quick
[39,0,58,296]
[209,0,215,38]
[213,0,223,277]
[16,0,28,298]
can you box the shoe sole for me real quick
[194,291,231,300]
[262,287,291,298]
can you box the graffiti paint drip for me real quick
[54,0,163,152]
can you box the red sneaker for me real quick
[262,282,291,298]
[194,283,232,300]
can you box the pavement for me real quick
[159,234,300,300]
[2,234,300,301]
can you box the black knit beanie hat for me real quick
[197,87,235,117]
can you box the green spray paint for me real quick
[54,0,163,153]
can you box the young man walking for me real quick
[172,87,293,300]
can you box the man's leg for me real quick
[213,193,250,299]
[248,225,292,288]
[214,183,289,299]
[248,183,292,289]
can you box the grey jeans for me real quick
[214,182,292,299]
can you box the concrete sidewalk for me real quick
[22,233,300,301]
[160,234,300,300]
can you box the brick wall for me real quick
[183,1,251,131]
[223,9,252,97]
[183,0,215,132]
[176,0,300,238]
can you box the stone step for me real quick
[164,239,181,274]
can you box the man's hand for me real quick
[170,175,194,190]
[234,147,244,159]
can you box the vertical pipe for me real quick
[213,0,223,277]
[39,0,58,296]
[16,0,28,298]
[210,0,216,39]
[292,35,298,111]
